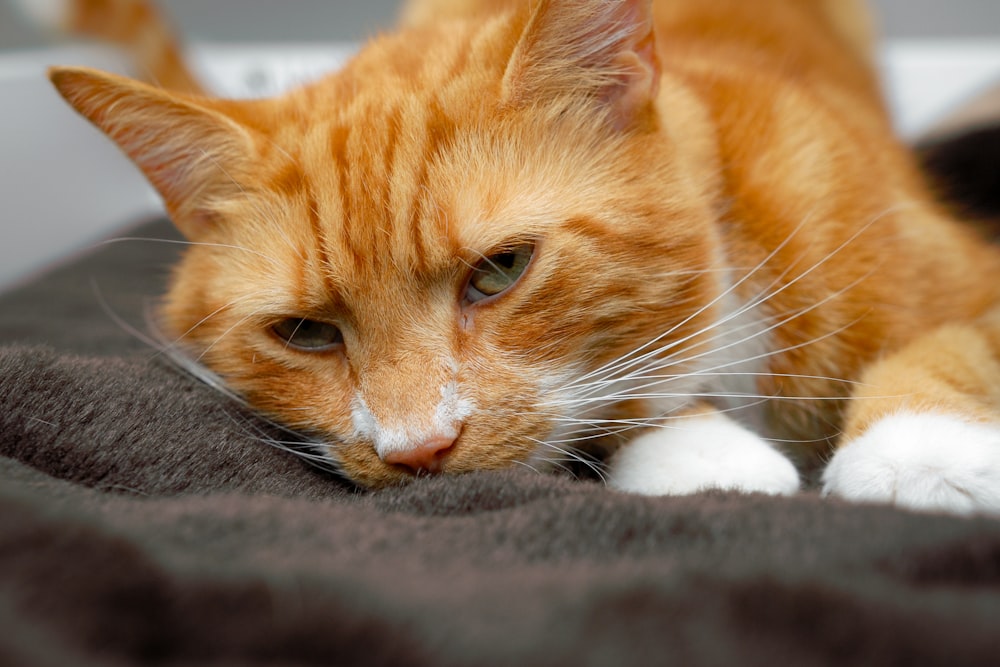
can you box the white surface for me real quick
[0,41,998,290]
[0,46,158,290]
[881,40,1000,137]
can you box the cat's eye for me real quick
[271,317,343,351]
[466,243,535,303]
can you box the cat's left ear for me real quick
[48,66,256,239]
[501,0,660,131]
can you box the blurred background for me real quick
[3,0,1000,46]
[0,0,998,289]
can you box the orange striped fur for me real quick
[41,0,1000,510]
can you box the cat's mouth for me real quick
[312,417,551,489]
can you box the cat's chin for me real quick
[327,440,530,490]
[339,460,516,490]
[323,443,415,489]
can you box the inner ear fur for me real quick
[49,66,257,238]
[501,0,660,131]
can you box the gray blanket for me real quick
[2,126,1000,665]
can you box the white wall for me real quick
[2,0,1000,47]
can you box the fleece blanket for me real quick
[2,126,1000,666]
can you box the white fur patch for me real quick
[351,383,474,460]
[433,381,474,433]
[822,412,1000,515]
[607,410,800,496]
[10,0,70,31]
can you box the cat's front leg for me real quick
[823,321,1000,515]
[821,412,1000,514]
[606,407,800,496]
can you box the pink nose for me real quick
[382,435,456,474]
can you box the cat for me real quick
[17,0,1000,514]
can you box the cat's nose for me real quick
[382,435,456,475]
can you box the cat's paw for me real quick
[822,412,1000,515]
[606,411,800,496]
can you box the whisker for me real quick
[91,278,170,352]
[511,458,548,476]
[534,206,920,459]
[565,203,902,397]
[224,411,349,478]
[561,219,886,413]
[194,306,271,362]
[138,309,316,443]
[157,292,262,353]
[564,293,865,410]
[565,213,816,389]
[526,437,609,483]
[94,275,347,473]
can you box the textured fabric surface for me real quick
[3,138,1000,665]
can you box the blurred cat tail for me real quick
[11,0,205,94]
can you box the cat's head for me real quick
[50,0,727,487]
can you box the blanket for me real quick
[2,126,1000,666]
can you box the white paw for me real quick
[10,0,70,31]
[822,412,1000,515]
[607,411,800,496]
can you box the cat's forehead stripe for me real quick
[256,20,512,298]
[305,96,461,279]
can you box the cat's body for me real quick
[23,0,1000,513]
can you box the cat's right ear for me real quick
[48,66,255,239]
[501,0,660,132]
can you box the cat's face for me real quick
[51,0,728,486]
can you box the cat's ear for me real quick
[501,0,660,131]
[48,66,255,238]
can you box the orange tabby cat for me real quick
[21,0,1000,513]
